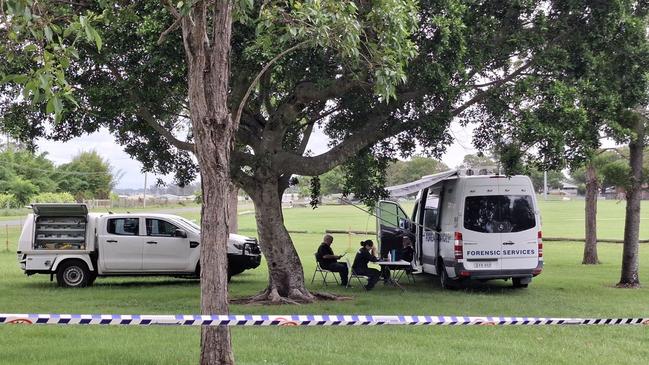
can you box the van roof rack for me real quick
[459,166,500,176]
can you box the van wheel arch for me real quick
[437,257,455,290]
[56,259,91,288]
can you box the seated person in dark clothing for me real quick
[352,240,381,290]
[400,236,415,273]
[401,236,415,263]
[316,234,348,286]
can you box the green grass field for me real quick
[0,200,648,364]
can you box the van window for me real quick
[423,209,438,230]
[378,201,409,228]
[424,196,440,230]
[464,195,535,233]
[146,219,179,237]
[107,218,140,236]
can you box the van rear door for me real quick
[498,187,538,270]
[462,185,502,271]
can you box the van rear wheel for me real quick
[56,260,90,288]
[512,278,528,288]
[439,266,456,290]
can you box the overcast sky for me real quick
[34,123,477,189]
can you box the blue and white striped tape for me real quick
[1,314,648,326]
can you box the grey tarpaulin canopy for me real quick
[386,170,459,198]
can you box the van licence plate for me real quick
[473,262,492,269]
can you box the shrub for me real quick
[30,192,76,204]
[0,193,19,209]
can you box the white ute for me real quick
[377,169,543,289]
[16,204,262,287]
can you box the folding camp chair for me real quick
[311,253,339,286]
[345,257,369,289]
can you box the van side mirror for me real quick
[174,229,188,238]
[399,219,410,230]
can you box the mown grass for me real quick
[0,200,648,364]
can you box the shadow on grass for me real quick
[387,273,531,295]
[93,279,200,288]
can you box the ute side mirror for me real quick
[174,229,188,238]
[399,218,410,230]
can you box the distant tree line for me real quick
[0,146,116,207]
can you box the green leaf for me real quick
[53,95,63,116]
[24,44,38,52]
[84,24,94,43]
[91,28,102,51]
[44,26,53,42]
[46,97,55,114]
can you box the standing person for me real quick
[352,240,381,290]
[316,234,348,286]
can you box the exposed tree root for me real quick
[231,287,352,305]
[615,282,641,289]
[581,259,601,265]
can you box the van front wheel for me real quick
[56,260,90,288]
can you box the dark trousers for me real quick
[354,267,381,289]
[322,262,348,285]
[381,266,391,282]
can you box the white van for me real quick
[17,204,262,287]
[377,169,543,288]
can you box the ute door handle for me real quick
[146,241,158,245]
[106,240,118,243]
[503,241,515,245]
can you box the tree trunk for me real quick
[228,185,238,234]
[617,116,645,288]
[181,1,236,363]
[247,177,315,303]
[583,162,600,264]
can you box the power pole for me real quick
[143,173,148,208]
[543,170,548,200]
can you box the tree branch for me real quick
[161,0,181,19]
[452,60,534,117]
[233,41,309,128]
[157,16,182,45]
[274,112,390,176]
[296,122,315,155]
[141,115,196,152]
[107,65,195,152]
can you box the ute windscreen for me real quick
[464,195,536,233]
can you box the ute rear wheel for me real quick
[56,260,90,288]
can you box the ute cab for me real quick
[377,169,543,289]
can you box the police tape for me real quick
[1,314,649,326]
